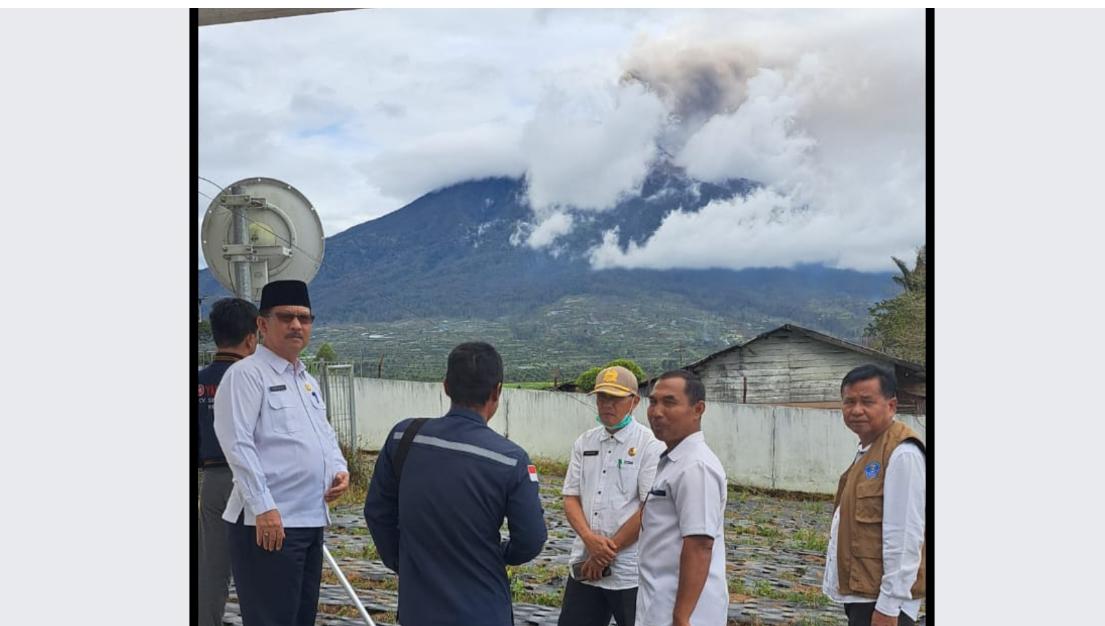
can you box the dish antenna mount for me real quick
[201,177,324,302]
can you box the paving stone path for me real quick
[219,472,925,626]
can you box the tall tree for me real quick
[891,245,927,292]
[316,342,338,363]
[866,245,927,365]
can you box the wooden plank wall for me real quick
[697,333,891,405]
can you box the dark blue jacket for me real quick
[364,408,547,626]
[197,353,243,468]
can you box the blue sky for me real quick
[198,8,926,273]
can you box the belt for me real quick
[202,460,229,469]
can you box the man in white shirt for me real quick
[559,365,665,626]
[822,364,925,626]
[213,280,350,626]
[637,370,728,626]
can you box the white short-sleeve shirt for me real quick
[636,431,729,626]
[562,419,664,590]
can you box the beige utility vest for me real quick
[833,421,926,598]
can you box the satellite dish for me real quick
[201,177,324,302]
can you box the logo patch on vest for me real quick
[864,461,881,479]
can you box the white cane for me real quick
[323,544,377,626]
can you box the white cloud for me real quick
[357,124,527,200]
[676,65,819,192]
[199,9,925,273]
[522,82,666,212]
[525,210,575,249]
[585,9,926,272]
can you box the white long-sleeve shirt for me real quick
[823,440,925,620]
[213,345,347,527]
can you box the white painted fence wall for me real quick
[351,378,927,495]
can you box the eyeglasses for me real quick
[269,312,316,325]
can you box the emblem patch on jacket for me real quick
[864,461,881,479]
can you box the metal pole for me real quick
[348,364,356,452]
[229,184,253,300]
[322,544,377,626]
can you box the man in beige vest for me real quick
[822,364,925,626]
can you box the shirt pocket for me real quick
[266,392,303,433]
[853,480,884,557]
[616,465,640,499]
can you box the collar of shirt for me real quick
[257,344,304,375]
[213,351,244,363]
[853,442,873,464]
[601,420,638,444]
[445,407,487,425]
[659,430,705,464]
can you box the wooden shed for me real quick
[680,324,926,415]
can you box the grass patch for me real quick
[746,581,829,607]
[327,542,379,560]
[754,579,779,598]
[728,522,779,539]
[317,604,362,618]
[531,457,570,479]
[514,588,563,606]
[756,524,780,538]
[728,577,750,595]
[798,500,830,512]
[331,525,370,536]
[329,445,375,509]
[507,564,567,606]
[792,528,828,553]
[778,585,832,607]
[318,605,398,624]
[728,484,833,502]
[507,381,557,390]
[321,569,399,592]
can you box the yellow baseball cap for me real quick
[589,366,638,397]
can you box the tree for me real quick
[866,245,926,366]
[891,245,927,292]
[316,342,338,363]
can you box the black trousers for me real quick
[845,602,916,626]
[557,576,637,626]
[226,516,324,626]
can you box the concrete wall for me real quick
[351,378,927,495]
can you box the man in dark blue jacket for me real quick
[197,297,258,626]
[364,341,548,626]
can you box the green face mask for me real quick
[596,413,634,431]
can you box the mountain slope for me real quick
[198,169,896,339]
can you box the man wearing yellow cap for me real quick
[558,365,665,626]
